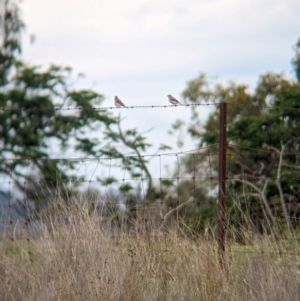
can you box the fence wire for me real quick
[1,102,300,256]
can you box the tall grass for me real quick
[1,202,300,301]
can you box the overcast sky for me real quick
[20,0,300,162]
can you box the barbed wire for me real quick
[0,149,215,213]
[229,144,300,155]
[226,102,300,111]
[228,249,300,256]
[2,143,298,164]
[2,101,300,247]
[0,145,218,161]
[1,101,300,112]
[2,144,300,197]
[2,175,300,185]
[0,103,215,112]
[0,176,216,185]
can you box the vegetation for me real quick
[0,0,158,215]
[174,39,300,233]
[1,2,300,299]
[2,0,300,236]
[1,204,300,300]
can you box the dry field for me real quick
[1,206,300,301]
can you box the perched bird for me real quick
[167,94,182,106]
[114,96,128,109]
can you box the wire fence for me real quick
[1,101,300,261]
[2,101,300,111]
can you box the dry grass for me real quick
[1,207,300,301]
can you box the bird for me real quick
[167,94,182,106]
[114,96,128,109]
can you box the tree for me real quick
[228,74,300,231]
[0,0,152,215]
[1,62,120,204]
[0,0,24,85]
[175,40,300,232]
[292,38,300,83]
[1,1,184,236]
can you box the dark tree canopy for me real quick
[0,0,155,213]
[178,40,300,231]
[292,38,300,83]
[0,0,24,85]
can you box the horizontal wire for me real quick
[1,201,299,212]
[229,144,300,155]
[0,176,214,185]
[2,197,300,208]
[227,176,300,180]
[2,176,300,185]
[2,148,299,161]
[226,101,300,111]
[1,102,300,112]
[226,200,300,205]
[4,175,300,184]
[228,250,300,255]
[0,103,215,112]
[2,204,199,208]
[0,145,218,161]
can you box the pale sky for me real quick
[20,0,300,162]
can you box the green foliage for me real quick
[0,1,157,214]
[158,144,172,151]
[119,182,133,192]
[99,177,117,185]
[0,0,24,85]
[0,63,117,204]
[177,39,300,232]
[161,179,173,187]
[99,117,154,200]
[187,206,217,233]
[292,38,300,83]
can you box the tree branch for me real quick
[231,178,276,224]
[116,119,153,201]
[158,197,194,232]
[275,142,292,231]
[281,164,300,170]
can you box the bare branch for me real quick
[263,143,280,154]
[235,160,254,174]
[158,197,194,232]
[276,142,292,231]
[231,178,276,224]
[281,164,300,170]
[116,119,153,201]
[238,193,261,199]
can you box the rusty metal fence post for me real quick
[218,102,227,267]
